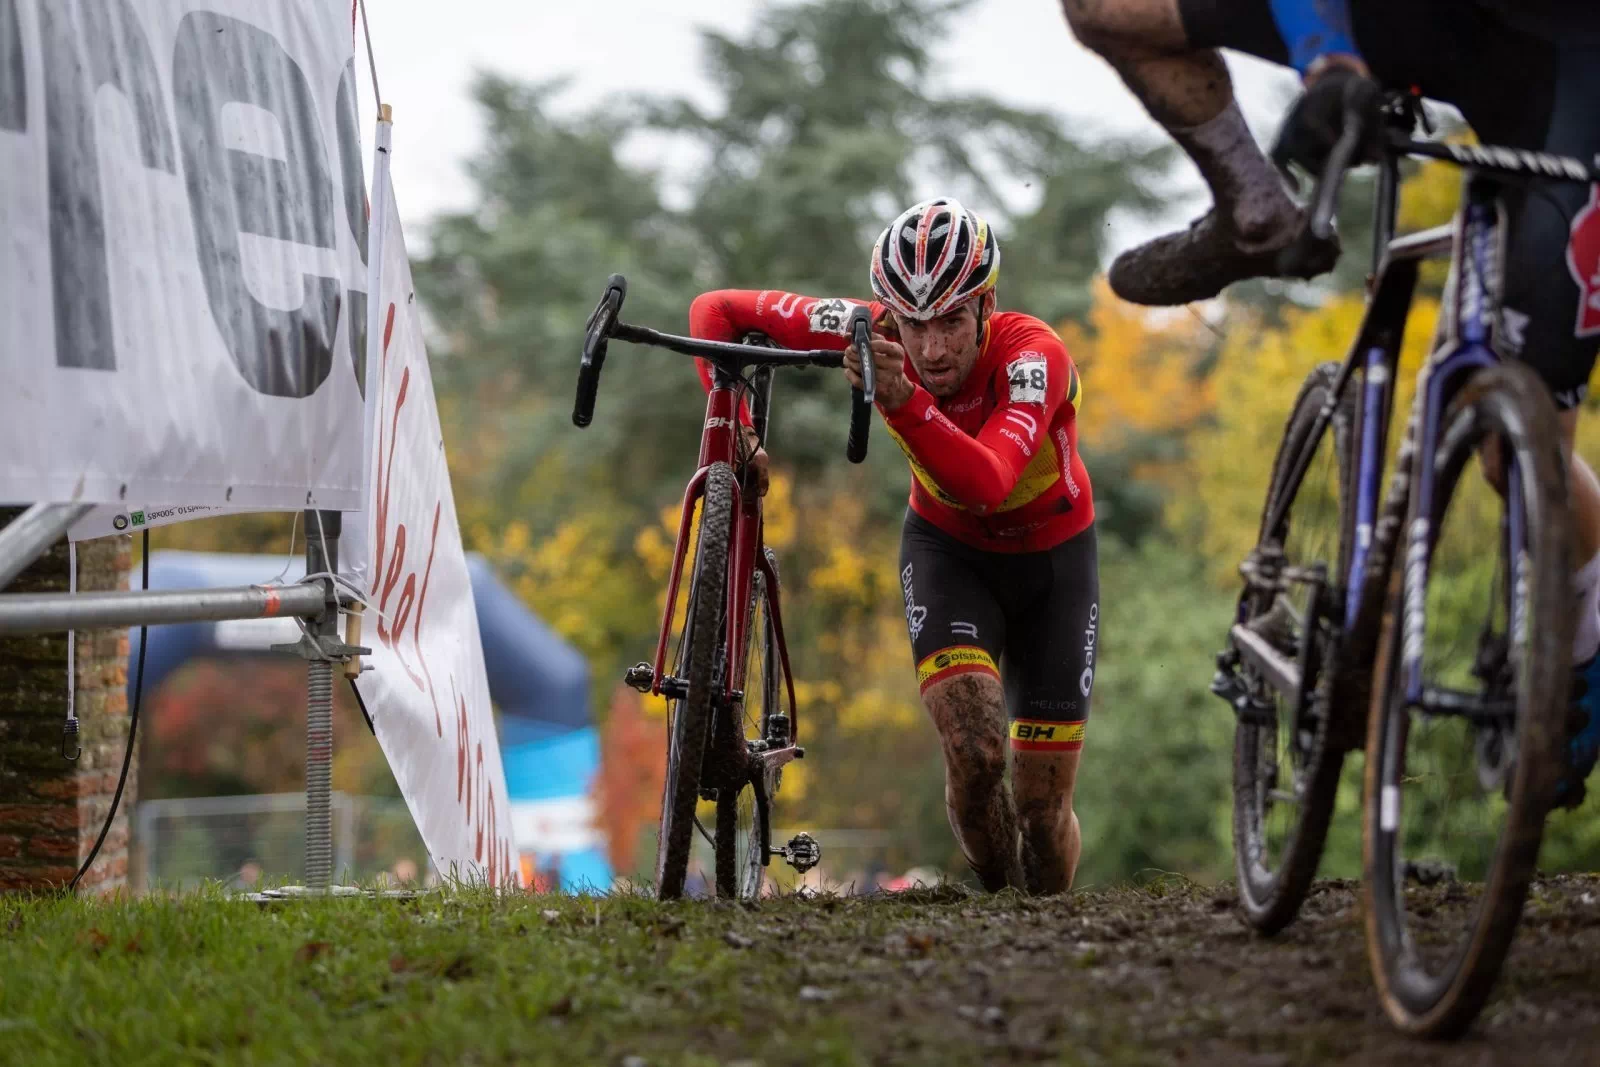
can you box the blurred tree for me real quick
[416,0,1169,525]
[1058,278,1216,544]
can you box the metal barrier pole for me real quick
[303,509,340,892]
[0,583,327,633]
[0,503,93,591]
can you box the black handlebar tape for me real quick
[846,387,871,464]
[572,330,607,428]
[573,275,628,427]
[845,307,873,463]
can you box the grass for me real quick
[0,882,992,1067]
[2,875,1596,1066]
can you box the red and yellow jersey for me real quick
[690,289,1094,553]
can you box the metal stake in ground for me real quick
[270,510,368,893]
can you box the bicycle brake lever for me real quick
[848,306,875,405]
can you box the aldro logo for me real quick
[1079,603,1098,697]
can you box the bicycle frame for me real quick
[650,361,803,801]
[1240,162,1527,729]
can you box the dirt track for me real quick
[722,874,1600,1066]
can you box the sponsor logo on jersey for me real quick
[1009,719,1085,751]
[769,293,805,319]
[1567,184,1600,337]
[1002,409,1038,439]
[901,563,927,640]
[1080,602,1098,697]
[998,427,1032,456]
[1056,428,1080,500]
[916,645,998,690]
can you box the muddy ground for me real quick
[701,874,1600,1066]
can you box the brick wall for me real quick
[0,508,134,894]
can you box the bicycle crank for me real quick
[773,832,821,874]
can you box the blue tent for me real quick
[131,551,609,890]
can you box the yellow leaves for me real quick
[763,471,796,550]
[1059,276,1215,449]
[639,689,669,720]
[807,542,876,604]
[633,524,674,582]
[1176,292,1442,585]
[836,689,920,733]
[479,509,646,665]
[1398,159,1464,232]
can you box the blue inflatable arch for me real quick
[130,551,610,890]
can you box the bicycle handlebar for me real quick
[1275,88,1600,279]
[573,273,626,428]
[572,274,873,463]
[1274,98,1370,279]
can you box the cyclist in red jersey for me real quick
[691,199,1098,893]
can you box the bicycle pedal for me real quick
[776,832,821,874]
[623,662,654,693]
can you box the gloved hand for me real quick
[1271,67,1385,180]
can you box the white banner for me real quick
[68,502,248,541]
[353,121,517,888]
[0,0,366,509]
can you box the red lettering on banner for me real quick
[453,675,515,887]
[371,301,444,735]
[412,503,442,733]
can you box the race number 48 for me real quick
[1006,355,1047,405]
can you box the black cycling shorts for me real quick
[898,512,1099,753]
[1178,0,1600,409]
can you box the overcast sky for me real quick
[352,0,1298,248]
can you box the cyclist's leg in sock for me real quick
[1062,0,1294,245]
[1060,0,1318,303]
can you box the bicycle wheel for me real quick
[656,461,737,900]
[1231,362,1355,933]
[1363,362,1572,1037]
[715,560,780,900]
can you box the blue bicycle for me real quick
[1213,91,1598,1035]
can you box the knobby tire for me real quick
[1363,362,1573,1037]
[1232,362,1354,934]
[656,462,736,900]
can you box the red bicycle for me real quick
[573,274,874,899]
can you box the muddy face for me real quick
[891,292,993,398]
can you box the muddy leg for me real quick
[1013,747,1082,894]
[924,674,1023,891]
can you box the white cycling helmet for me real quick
[869,198,1000,321]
